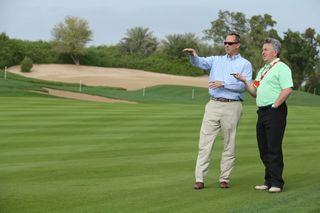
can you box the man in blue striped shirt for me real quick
[183,32,252,190]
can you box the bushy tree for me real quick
[197,42,224,57]
[22,40,59,64]
[203,10,279,73]
[51,16,93,65]
[203,10,249,44]
[248,14,277,46]
[282,29,320,89]
[0,33,17,68]
[20,56,33,72]
[118,27,158,56]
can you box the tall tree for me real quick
[0,33,15,68]
[118,27,158,56]
[282,28,320,89]
[244,14,279,72]
[203,10,249,44]
[303,28,320,90]
[51,16,92,65]
[248,14,278,47]
[202,11,279,73]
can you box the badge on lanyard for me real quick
[253,80,260,88]
[253,59,280,89]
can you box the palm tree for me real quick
[118,27,158,56]
[161,33,200,58]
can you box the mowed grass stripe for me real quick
[0,96,319,213]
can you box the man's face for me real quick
[262,43,277,63]
[224,35,240,56]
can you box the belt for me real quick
[258,102,286,110]
[258,104,272,110]
[211,97,240,102]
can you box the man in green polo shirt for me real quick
[235,38,293,193]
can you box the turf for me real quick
[0,70,319,212]
[0,97,319,212]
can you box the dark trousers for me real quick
[256,103,287,189]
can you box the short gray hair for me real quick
[264,38,281,56]
[227,32,241,43]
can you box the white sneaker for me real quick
[255,185,269,190]
[268,187,282,193]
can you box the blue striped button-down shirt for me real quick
[190,54,252,100]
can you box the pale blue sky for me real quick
[1,0,319,46]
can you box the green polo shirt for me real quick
[255,58,293,107]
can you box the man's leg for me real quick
[195,101,221,183]
[265,104,287,188]
[219,102,242,183]
[256,109,272,187]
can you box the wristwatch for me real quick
[271,104,278,108]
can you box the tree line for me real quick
[0,10,319,94]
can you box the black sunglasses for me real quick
[224,41,239,45]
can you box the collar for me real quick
[226,53,240,61]
[265,58,280,68]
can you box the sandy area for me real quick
[8,64,208,90]
[8,64,208,103]
[32,88,137,104]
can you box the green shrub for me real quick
[20,56,33,72]
[81,46,205,76]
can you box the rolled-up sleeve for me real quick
[190,56,215,70]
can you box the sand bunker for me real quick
[9,64,208,103]
[9,64,207,90]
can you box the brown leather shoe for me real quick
[194,182,204,190]
[220,181,230,189]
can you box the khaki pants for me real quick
[195,100,243,183]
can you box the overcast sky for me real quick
[1,0,319,46]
